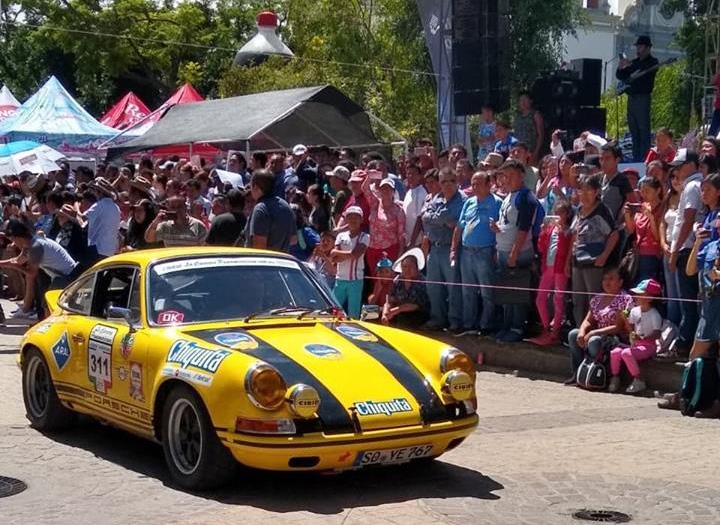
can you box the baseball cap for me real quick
[630,278,662,297]
[585,133,607,150]
[292,144,308,156]
[326,166,350,182]
[344,205,364,218]
[376,255,393,269]
[379,178,395,190]
[480,152,504,169]
[670,148,699,167]
[349,170,367,183]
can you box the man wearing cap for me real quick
[421,167,465,331]
[616,35,659,162]
[327,165,351,226]
[244,169,295,252]
[669,149,703,353]
[292,144,318,192]
[83,177,121,262]
[0,219,80,320]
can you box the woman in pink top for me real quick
[624,177,663,282]
[362,171,406,275]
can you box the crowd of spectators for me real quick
[3,94,720,404]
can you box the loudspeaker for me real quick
[570,58,602,107]
[577,107,607,135]
[452,0,510,115]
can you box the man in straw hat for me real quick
[128,175,154,205]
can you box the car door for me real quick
[65,265,151,430]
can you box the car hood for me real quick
[180,321,448,433]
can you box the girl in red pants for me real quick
[609,278,663,395]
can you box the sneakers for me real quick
[608,376,621,393]
[563,375,577,386]
[694,400,720,418]
[11,308,37,321]
[657,393,680,410]
[526,331,559,347]
[625,378,646,395]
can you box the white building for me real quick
[562,0,684,92]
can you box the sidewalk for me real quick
[433,333,684,394]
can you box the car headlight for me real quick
[245,363,287,410]
[440,348,475,377]
[286,384,321,418]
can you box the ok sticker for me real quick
[157,310,184,325]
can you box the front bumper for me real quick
[216,414,479,471]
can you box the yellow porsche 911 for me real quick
[19,247,478,489]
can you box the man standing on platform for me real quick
[616,35,659,162]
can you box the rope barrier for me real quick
[363,275,704,304]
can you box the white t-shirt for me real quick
[670,172,703,252]
[629,305,662,339]
[334,231,369,281]
[403,185,428,246]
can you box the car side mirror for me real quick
[360,304,380,321]
[107,305,137,333]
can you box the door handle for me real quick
[71,333,85,344]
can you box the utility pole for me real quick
[703,0,719,130]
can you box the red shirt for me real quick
[644,146,676,165]
[634,207,663,257]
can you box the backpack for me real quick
[576,351,609,391]
[680,357,720,416]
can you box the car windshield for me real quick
[147,255,332,325]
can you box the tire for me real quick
[22,347,75,431]
[161,384,237,490]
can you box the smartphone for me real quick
[627,203,642,212]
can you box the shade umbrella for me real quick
[0,140,66,176]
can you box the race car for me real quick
[19,247,478,490]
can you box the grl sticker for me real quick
[336,324,378,342]
[213,332,258,350]
[157,310,184,325]
[305,344,342,359]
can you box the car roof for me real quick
[88,247,296,270]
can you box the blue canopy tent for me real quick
[0,76,133,156]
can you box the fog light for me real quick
[235,417,296,435]
[245,363,287,410]
[286,384,321,418]
[440,348,475,378]
[441,370,474,401]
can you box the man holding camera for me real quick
[144,195,207,247]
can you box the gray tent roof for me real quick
[107,85,381,157]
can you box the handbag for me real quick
[576,351,608,390]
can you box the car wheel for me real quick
[22,347,75,431]
[161,384,237,490]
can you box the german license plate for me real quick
[354,444,433,467]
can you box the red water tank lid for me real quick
[256,11,278,28]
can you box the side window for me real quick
[128,272,141,323]
[58,274,95,315]
[91,267,137,319]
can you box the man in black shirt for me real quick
[207,189,247,246]
[616,35,659,162]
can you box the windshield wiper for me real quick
[296,307,337,320]
[243,306,313,323]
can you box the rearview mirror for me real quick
[107,305,137,333]
[360,304,380,321]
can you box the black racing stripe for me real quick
[327,323,449,424]
[183,327,355,435]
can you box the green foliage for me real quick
[0,0,584,142]
[600,89,628,140]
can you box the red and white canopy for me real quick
[100,92,151,130]
[0,85,21,123]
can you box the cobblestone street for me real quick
[2,321,720,525]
